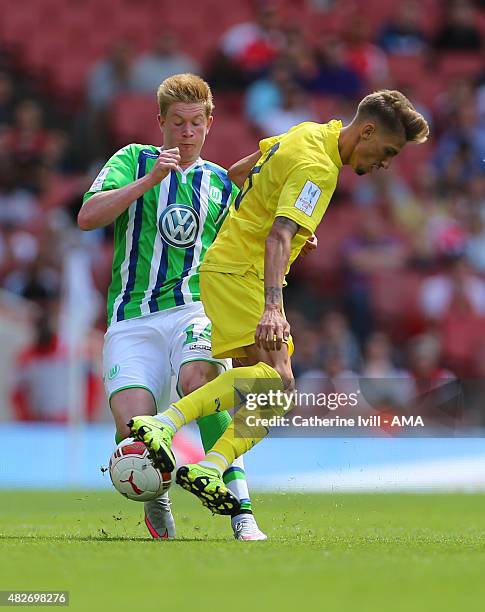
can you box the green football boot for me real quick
[128,416,176,472]
[176,464,241,516]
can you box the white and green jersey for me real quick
[83,144,239,326]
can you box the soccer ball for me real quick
[109,437,172,502]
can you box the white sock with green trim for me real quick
[223,455,252,512]
[152,408,181,433]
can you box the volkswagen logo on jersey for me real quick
[158,204,200,248]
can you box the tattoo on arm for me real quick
[273,216,299,238]
[264,217,298,309]
[265,286,283,306]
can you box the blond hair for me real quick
[357,89,429,144]
[157,73,214,118]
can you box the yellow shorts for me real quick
[200,269,294,359]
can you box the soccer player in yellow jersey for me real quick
[129,90,430,515]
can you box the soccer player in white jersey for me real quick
[78,73,266,541]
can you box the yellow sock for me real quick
[202,414,269,473]
[203,383,298,472]
[162,362,282,429]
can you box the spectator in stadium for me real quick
[297,36,363,99]
[132,32,200,93]
[342,209,407,343]
[282,24,311,69]
[85,41,136,161]
[406,333,455,392]
[0,223,38,282]
[412,188,468,264]
[296,344,360,417]
[433,77,475,129]
[4,100,55,192]
[386,169,437,256]
[360,331,413,411]
[420,254,485,322]
[321,347,359,392]
[377,0,428,55]
[433,0,482,51]
[4,252,59,304]
[253,81,315,136]
[433,99,485,189]
[319,310,362,373]
[405,333,461,426]
[42,129,69,174]
[210,2,284,89]
[281,308,315,378]
[291,324,323,379]
[244,59,294,126]
[433,187,485,375]
[343,17,389,88]
[0,157,38,228]
[362,331,405,378]
[86,41,136,111]
[11,305,102,422]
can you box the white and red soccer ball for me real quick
[109,438,171,501]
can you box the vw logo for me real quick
[158,204,200,248]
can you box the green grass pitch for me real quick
[1,490,485,611]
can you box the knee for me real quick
[179,377,201,397]
[111,401,139,429]
[178,363,220,397]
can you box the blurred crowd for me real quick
[0,0,484,421]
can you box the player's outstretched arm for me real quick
[227,150,262,188]
[78,148,181,230]
[255,216,299,352]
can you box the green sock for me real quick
[115,432,123,445]
[197,411,232,453]
[197,412,252,513]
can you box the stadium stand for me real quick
[0,0,485,421]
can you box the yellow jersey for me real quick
[201,119,343,279]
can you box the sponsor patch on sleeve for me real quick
[294,180,321,216]
[89,167,111,192]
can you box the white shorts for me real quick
[103,302,229,407]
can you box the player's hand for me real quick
[300,234,318,257]
[255,307,290,351]
[147,148,181,186]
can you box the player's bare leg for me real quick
[111,388,175,539]
[111,387,157,441]
[237,342,295,390]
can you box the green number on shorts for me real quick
[184,322,212,345]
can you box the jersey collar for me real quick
[156,148,204,176]
[179,157,204,177]
[324,120,343,169]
